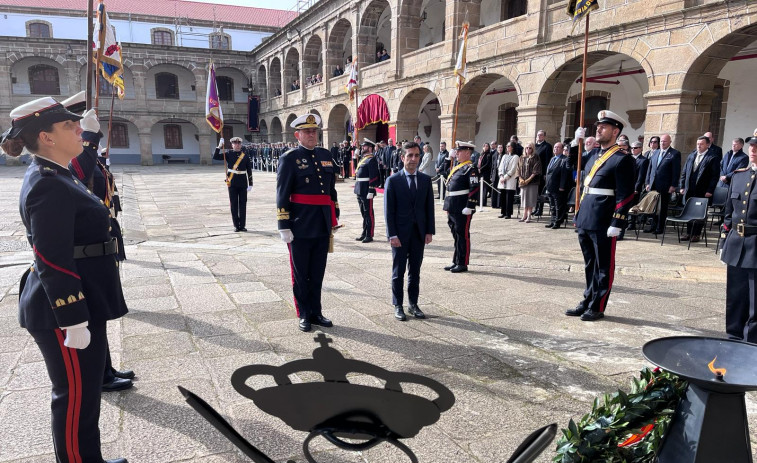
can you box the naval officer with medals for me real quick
[276,114,340,332]
[566,110,635,321]
[443,141,480,273]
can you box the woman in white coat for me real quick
[498,141,520,218]
[419,143,436,177]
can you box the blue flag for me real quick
[567,0,599,31]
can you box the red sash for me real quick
[290,194,337,227]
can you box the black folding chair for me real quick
[628,191,660,240]
[708,186,728,230]
[661,197,710,249]
[564,187,576,228]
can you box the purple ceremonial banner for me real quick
[205,63,223,133]
[247,95,260,132]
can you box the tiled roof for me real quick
[0,0,297,28]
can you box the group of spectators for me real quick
[375,49,390,63]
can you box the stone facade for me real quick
[252,0,757,155]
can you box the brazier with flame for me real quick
[643,336,757,463]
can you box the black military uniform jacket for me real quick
[353,154,381,197]
[213,147,253,188]
[575,145,635,231]
[443,161,480,213]
[18,157,128,329]
[722,166,757,268]
[277,145,340,239]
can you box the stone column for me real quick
[300,38,307,102]
[198,132,214,165]
[322,25,331,95]
[516,105,563,145]
[390,8,401,79]
[139,132,153,166]
[644,89,715,155]
[438,114,456,145]
[133,71,147,112]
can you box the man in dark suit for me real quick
[566,111,635,321]
[720,135,757,342]
[678,136,719,241]
[544,142,570,229]
[644,133,681,234]
[534,130,553,216]
[704,131,723,163]
[718,138,748,188]
[384,142,435,321]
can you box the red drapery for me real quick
[357,94,390,130]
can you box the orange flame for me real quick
[708,356,726,377]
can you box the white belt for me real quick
[356,177,370,182]
[447,189,470,197]
[228,169,246,174]
[585,187,615,196]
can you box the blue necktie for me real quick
[409,174,417,201]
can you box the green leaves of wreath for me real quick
[554,367,688,463]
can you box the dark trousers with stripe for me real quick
[725,266,757,343]
[391,228,425,306]
[357,196,374,238]
[448,212,472,266]
[227,186,248,229]
[29,324,107,463]
[577,228,616,313]
[288,237,329,320]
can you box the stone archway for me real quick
[285,113,298,143]
[284,48,300,93]
[258,119,268,142]
[327,18,353,75]
[256,64,267,101]
[270,117,283,142]
[358,0,392,66]
[457,73,518,145]
[396,87,442,148]
[269,57,282,97]
[303,35,323,82]
[327,103,352,146]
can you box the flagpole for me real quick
[105,88,116,157]
[452,88,461,144]
[575,13,590,213]
[86,0,94,110]
[354,75,359,179]
[93,1,104,114]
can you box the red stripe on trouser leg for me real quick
[54,329,81,463]
[69,345,83,463]
[368,199,374,236]
[598,236,617,313]
[464,214,472,265]
[287,242,301,317]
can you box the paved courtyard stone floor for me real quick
[0,165,753,462]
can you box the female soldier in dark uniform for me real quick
[213,136,253,231]
[62,92,134,392]
[1,97,128,463]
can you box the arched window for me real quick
[110,123,129,148]
[155,72,179,99]
[164,125,183,149]
[210,33,231,50]
[152,30,173,46]
[28,22,51,38]
[29,64,60,95]
[573,96,608,133]
[216,76,234,101]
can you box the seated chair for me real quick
[661,197,710,249]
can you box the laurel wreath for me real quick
[554,367,688,463]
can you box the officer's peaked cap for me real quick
[361,138,376,147]
[291,113,322,129]
[60,91,86,115]
[455,140,475,150]
[230,136,243,143]
[595,110,627,133]
[1,97,82,144]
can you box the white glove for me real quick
[367,193,375,200]
[279,229,294,243]
[80,109,100,133]
[247,186,252,192]
[462,207,473,215]
[63,326,91,349]
[607,226,622,238]
[217,138,225,149]
[574,127,586,141]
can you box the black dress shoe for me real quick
[102,377,133,392]
[545,223,555,228]
[234,227,241,232]
[498,214,505,218]
[355,235,366,241]
[565,305,586,316]
[444,263,456,271]
[240,227,247,232]
[408,304,426,319]
[299,318,312,332]
[580,310,604,321]
[105,459,128,463]
[551,223,563,229]
[450,265,468,273]
[311,314,333,327]
[394,305,407,321]
[362,236,373,243]
[113,368,135,380]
